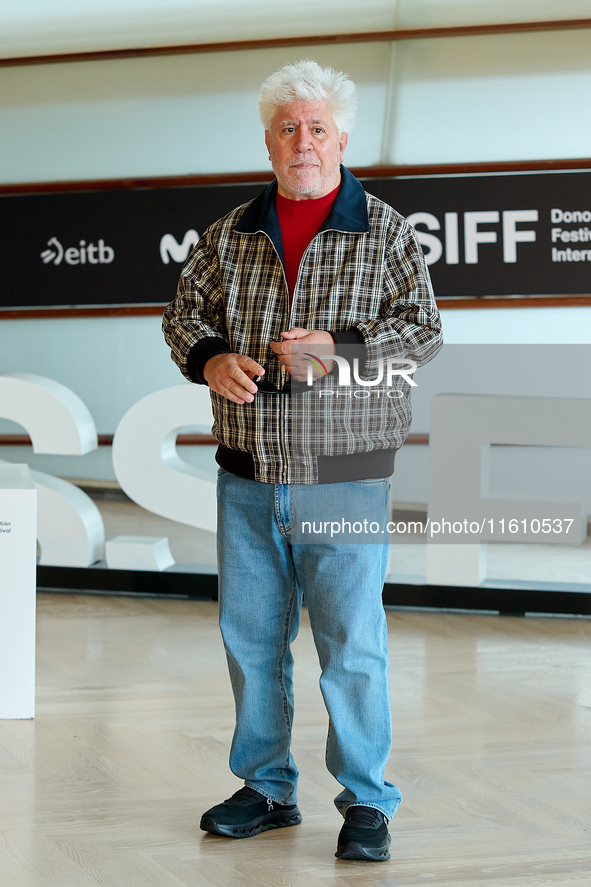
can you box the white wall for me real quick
[0,45,390,183]
[396,0,591,29]
[388,29,591,165]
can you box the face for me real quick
[264,100,348,200]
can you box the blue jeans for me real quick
[216,470,402,820]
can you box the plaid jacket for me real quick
[163,166,442,484]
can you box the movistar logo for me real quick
[160,230,199,264]
[40,236,114,265]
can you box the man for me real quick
[163,59,442,861]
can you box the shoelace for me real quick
[346,806,383,827]
[225,786,266,805]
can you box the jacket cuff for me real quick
[330,328,365,351]
[187,337,231,384]
[330,328,366,375]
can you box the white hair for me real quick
[258,59,357,134]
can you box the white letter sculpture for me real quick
[427,394,590,587]
[113,384,217,533]
[0,373,104,567]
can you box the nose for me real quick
[294,127,313,152]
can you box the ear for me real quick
[264,130,271,160]
[339,132,348,159]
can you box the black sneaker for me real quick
[200,786,302,838]
[335,805,391,861]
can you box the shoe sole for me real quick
[335,834,391,861]
[200,810,302,839]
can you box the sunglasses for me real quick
[253,353,292,395]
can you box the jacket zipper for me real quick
[259,231,292,484]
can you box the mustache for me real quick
[287,158,321,168]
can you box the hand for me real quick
[203,353,265,404]
[269,328,336,382]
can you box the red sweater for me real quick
[276,185,339,301]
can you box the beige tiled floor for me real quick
[2,594,590,886]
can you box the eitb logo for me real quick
[40,236,115,266]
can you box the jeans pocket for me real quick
[352,476,388,484]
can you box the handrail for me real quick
[0,433,428,446]
[1,18,590,68]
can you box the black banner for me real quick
[1,169,590,309]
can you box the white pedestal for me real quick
[105,535,175,572]
[0,464,37,719]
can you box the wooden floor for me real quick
[1,595,590,886]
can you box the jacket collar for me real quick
[234,165,370,240]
